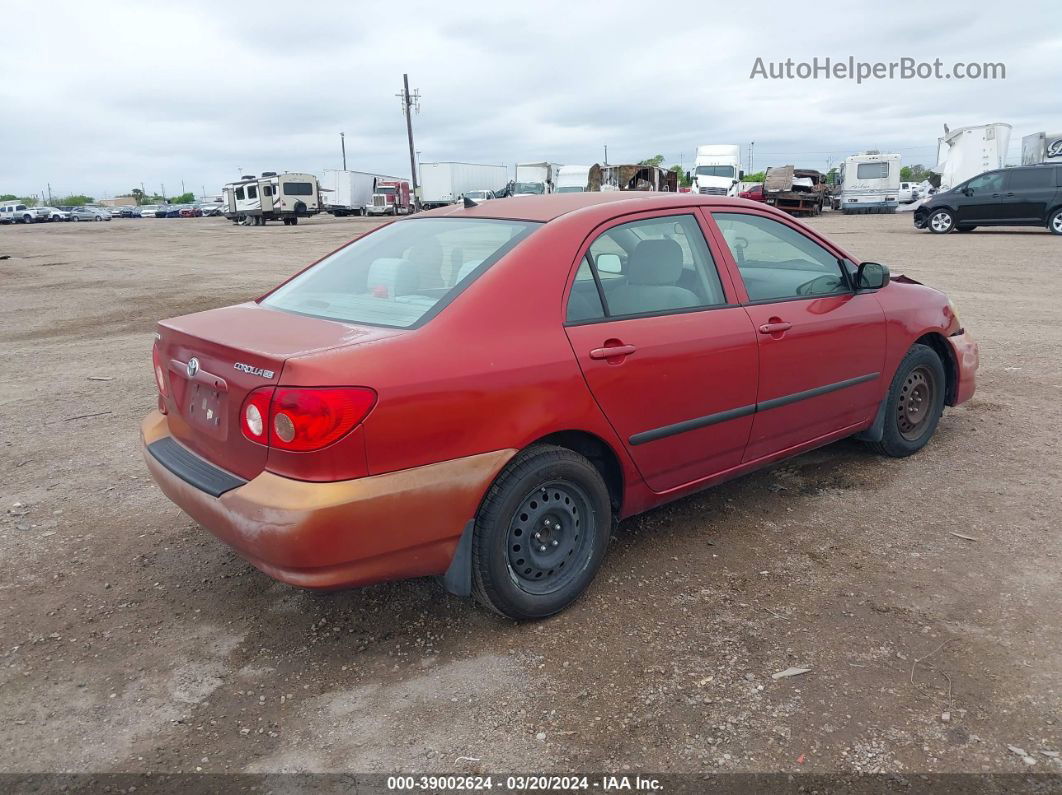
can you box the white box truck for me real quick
[933,123,1011,191]
[555,165,592,193]
[419,162,509,208]
[513,162,562,196]
[321,169,403,216]
[835,152,901,214]
[691,145,742,196]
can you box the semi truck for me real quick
[690,145,742,196]
[513,162,561,196]
[419,162,509,208]
[321,169,402,216]
[365,180,412,216]
[222,172,321,226]
[833,152,901,214]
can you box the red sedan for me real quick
[142,194,977,619]
[739,183,766,202]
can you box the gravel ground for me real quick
[0,211,1059,776]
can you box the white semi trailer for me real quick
[933,123,1011,191]
[419,162,509,208]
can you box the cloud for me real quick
[1,0,1057,198]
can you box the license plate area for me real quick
[186,382,226,437]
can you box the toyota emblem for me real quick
[186,357,200,378]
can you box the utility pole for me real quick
[47,183,52,204]
[604,145,608,166]
[161,184,166,201]
[180,180,186,196]
[340,132,347,170]
[749,141,755,175]
[397,74,421,211]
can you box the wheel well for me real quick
[533,430,623,512]
[915,332,958,404]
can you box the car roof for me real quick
[418,192,771,223]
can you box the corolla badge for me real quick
[186,357,200,377]
[234,362,275,379]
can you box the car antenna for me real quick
[463,196,479,209]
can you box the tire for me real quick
[1049,208,1062,236]
[866,344,946,458]
[290,216,298,225]
[72,216,80,222]
[471,445,612,620]
[928,209,954,234]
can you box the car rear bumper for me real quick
[945,332,978,405]
[140,410,515,590]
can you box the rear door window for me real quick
[1005,168,1054,190]
[712,212,849,302]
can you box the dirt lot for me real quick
[1,211,1059,777]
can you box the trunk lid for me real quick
[157,302,401,480]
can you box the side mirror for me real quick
[855,261,889,290]
[595,253,622,274]
[739,170,745,180]
[685,171,691,181]
[962,187,973,196]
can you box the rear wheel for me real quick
[866,344,946,457]
[1049,208,1062,236]
[472,445,612,620]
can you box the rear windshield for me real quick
[262,218,539,328]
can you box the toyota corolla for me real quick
[142,194,977,620]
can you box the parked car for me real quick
[914,164,1062,234]
[139,205,161,218]
[199,203,224,217]
[155,205,182,218]
[108,206,136,218]
[67,206,112,221]
[142,193,978,620]
[463,189,496,202]
[738,183,766,202]
[179,205,203,218]
[34,206,69,221]
[0,202,36,224]
[898,182,917,204]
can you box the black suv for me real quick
[914,164,1062,235]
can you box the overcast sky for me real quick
[2,1,1059,200]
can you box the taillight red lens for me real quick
[269,387,376,452]
[152,342,167,396]
[240,387,274,445]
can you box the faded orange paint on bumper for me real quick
[140,411,515,590]
[946,332,978,406]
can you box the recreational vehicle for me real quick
[836,152,901,213]
[690,145,742,196]
[1021,131,1062,166]
[933,123,1011,191]
[223,172,320,226]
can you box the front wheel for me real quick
[928,209,954,234]
[1049,208,1062,236]
[472,445,612,620]
[866,344,946,457]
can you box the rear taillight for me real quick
[239,386,376,452]
[152,341,167,396]
[270,387,377,452]
[240,387,274,445]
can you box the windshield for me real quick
[377,187,396,195]
[262,218,539,328]
[556,186,584,193]
[695,165,736,178]
[514,182,545,194]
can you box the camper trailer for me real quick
[835,152,901,213]
[690,145,742,196]
[933,123,1011,191]
[223,172,320,225]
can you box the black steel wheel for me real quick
[472,445,611,620]
[866,343,946,457]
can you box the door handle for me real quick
[589,344,637,360]
[758,321,792,334]
[1005,192,1015,197]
